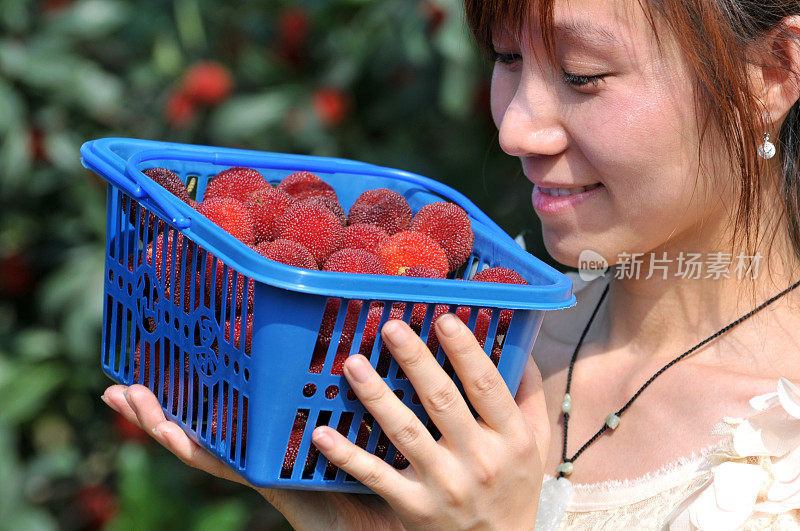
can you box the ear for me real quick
[750,15,800,125]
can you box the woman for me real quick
[102,0,800,528]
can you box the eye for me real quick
[561,70,606,89]
[490,51,522,66]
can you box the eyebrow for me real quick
[553,20,621,48]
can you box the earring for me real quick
[758,132,776,159]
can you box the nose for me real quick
[495,77,568,158]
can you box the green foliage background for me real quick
[0,0,556,529]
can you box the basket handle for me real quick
[125,147,518,244]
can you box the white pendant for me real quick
[759,139,776,159]
[535,476,573,531]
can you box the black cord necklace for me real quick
[555,273,800,479]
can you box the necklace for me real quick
[535,272,800,531]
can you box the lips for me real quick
[531,182,605,215]
[537,183,602,197]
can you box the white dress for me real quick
[542,274,800,530]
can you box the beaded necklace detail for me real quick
[535,273,800,531]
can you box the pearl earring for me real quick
[759,132,776,159]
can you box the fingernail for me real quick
[438,313,461,338]
[312,429,333,451]
[152,427,166,443]
[347,356,372,384]
[382,320,410,346]
[101,395,119,412]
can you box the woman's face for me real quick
[490,0,735,268]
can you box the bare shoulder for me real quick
[533,271,609,375]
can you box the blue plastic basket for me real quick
[81,137,575,493]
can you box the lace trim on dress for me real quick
[541,443,720,511]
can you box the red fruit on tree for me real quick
[165,90,196,127]
[340,223,389,251]
[411,202,474,271]
[254,239,318,270]
[276,171,337,202]
[276,202,344,266]
[182,61,233,106]
[76,484,118,529]
[348,188,412,235]
[378,231,448,277]
[204,166,269,203]
[277,8,309,66]
[245,188,296,243]
[323,249,383,275]
[313,88,349,126]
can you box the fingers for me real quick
[101,385,248,486]
[434,313,522,435]
[379,319,479,446]
[514,355,550,464]
[341,352,440,474]
[311,425,418,507]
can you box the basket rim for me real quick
[83,137,576,310]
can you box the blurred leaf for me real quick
[0,362,66,424]
[0,79,26,134]
[174,0,206,51]
[54,0,130,39]
[440,60,476,119]
[209,89,297,142]
[193,499,248,531]
[0,0,31,33]
[0,126,32,189]
[14,328,60,361]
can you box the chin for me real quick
[542,230,618,271]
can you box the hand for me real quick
[311,313,550,530]
[102,385,404,531]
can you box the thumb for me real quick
[514,354,550,465]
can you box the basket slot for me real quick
[280,409,310,479]
[301,410,332,479]
[324,411,355,480]
[345,412,376,482]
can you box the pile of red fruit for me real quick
[127,164,529,457]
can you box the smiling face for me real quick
[490,0,739,267]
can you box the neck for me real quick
[598,219,800,360]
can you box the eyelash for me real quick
[490,52,606,88]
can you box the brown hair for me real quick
[465,0,800,269]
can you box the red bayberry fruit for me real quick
[255,239,318,270]
[323,249,383,274]
[424,307,491,355]
[224,314,253,355]
[126,168,191,233]
[210,389,247,446]
[245,188,296,243]
[182,61,233,106]
[198,197,256,245]
[359,303,407,356]
[348,189,412,235]
[145,232,185,289]
[378,231,448,277]
[411,202,474,271]
[400,266,447,278]
[340,223,389,251]
[204,167,269,203]
[472,266,527,285]
[300,195,346,225]
[276,171,337,202]
[313,88,350,126]
[165,90,195,127]
[276,202,344,266]
[471,267,528,329]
